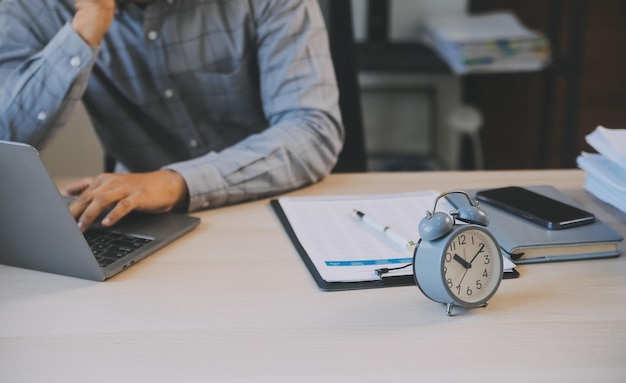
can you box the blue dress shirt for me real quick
[0,0,343,211]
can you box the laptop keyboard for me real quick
[84,230,153,268]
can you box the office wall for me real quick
[39,103,103,178]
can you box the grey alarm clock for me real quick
[413,190,503,316]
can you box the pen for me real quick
[353,209,416,251]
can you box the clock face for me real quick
[442,226,502,304]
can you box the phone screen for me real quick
[476,186,595,230]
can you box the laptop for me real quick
[0,140,201,281]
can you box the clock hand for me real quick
[453,254,471,269]
[456,268,469,292]
[468,243,485,265]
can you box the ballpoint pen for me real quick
[352,209,416,251]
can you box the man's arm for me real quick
[72,0,116,47]
[163,0,344,212]
[0,0,188,231]
[0,0,108,147]
[4,0,342,230]
[60,0,190,231]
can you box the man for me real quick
[0,0,343,230]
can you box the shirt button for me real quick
[37,111,47,121]
[164,89,174,98]
[147,30,158,41]
[70,56,81,67]
[189,139,198,148]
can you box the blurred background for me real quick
[40,0,626,177]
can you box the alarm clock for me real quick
[413,190,503,316]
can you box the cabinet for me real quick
[464,0,626,169]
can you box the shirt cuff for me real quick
[42,22,99,83]
[163,153,229,212]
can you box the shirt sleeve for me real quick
[164,0,344,211]
[0,7,98,148]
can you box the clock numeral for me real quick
[484,254,490,264]
[466,286,473,296]
[445,252,452,263]
[457,235,467,246]
[483,269,489,278]
[476,280,483,290]
[447,278,453,288]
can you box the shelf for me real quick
[355,42,451,74]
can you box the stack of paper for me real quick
[421,11,550,74]
[577,126,626,213]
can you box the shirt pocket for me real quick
[175,58,267,129]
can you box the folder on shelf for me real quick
[421,11,550,74]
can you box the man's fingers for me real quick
[101,197,136,227]
[68,178,105,220]
[74,184,127,231]
[68,190,94,221]
[67,171,188,231]
[65,177,95,196]
[76,193,116,231]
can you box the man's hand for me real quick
[72,0,117,46]
[66,170,189,232]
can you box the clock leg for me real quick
[445,303,455,316]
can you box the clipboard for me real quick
[271,199,416,291]
[271,192,519,292]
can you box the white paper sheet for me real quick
[278,191,515,283]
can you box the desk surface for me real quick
[2,170,626,383]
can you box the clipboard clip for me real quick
[374,238,422,279]
[374,263,413,279]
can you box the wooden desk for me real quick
[1,170,625,382]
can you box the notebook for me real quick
[447,185,622,264]
[0,140,200,281]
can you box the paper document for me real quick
[577,126,626,214]
[422,11,550,74]
[585,126,626,169]
[276,191,515,283]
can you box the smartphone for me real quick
[475,186,595,230]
